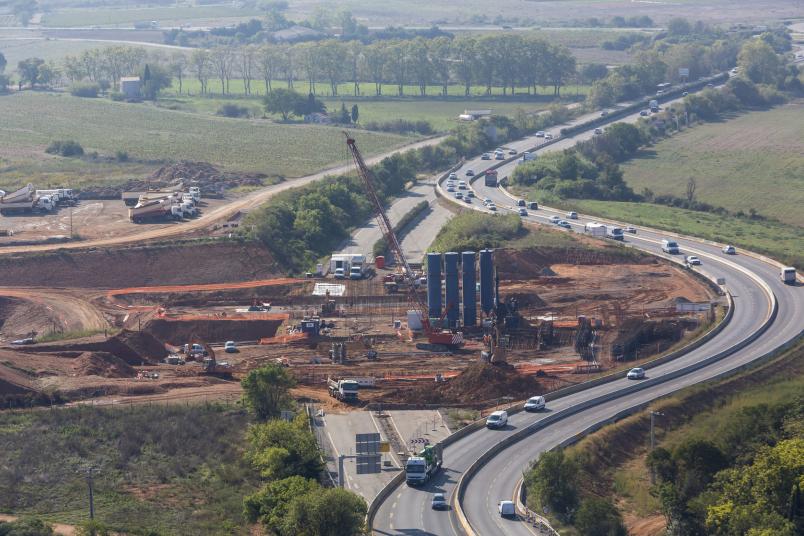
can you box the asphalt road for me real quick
[371,86,803,535]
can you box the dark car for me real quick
[432,493,448,510]
[527,201,538,210]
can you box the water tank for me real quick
[426,252,442,319]
[480,249,494,315]
[462,251,477,326]
[444,252,460,327]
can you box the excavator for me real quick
[346,134,463,351]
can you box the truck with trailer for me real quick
[405,443,443,485]
[584,222,607,238]
[484,169,499,187]
[129,198,182,223]
[327,377,359,402]
[649,99,659,112]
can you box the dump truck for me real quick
[405,443,443,485]
[0,184,55,215]
[327,377,359,402]
[35,189,76,206]
[129,198,182,223]
[484,169,499,187]
[121,188,182,206]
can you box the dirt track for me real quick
[0,136,446,256]
[0,288,109,339]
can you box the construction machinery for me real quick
[345,134,463,350]
[327,377,359,402]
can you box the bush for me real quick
[115,150,129,162]
[217,103,251,117]
[45,140,84,157]
[430,212,523,253]
[363,119,434,135]
[109,91,125,101]
[70,82,100,98]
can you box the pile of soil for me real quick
[144,318,284,345]
[73,351,135,378]
[28,330,167,365]
[79,161,268,198]
[497,247,651,281]
[394,361,545,406]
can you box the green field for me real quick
[42,5,260,27]
[568,199,804,269]
[0,92,413,190]
[620,102,804,227]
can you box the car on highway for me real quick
[465,169,475,176]
[486,410,508,429]
[448,172,457,180]
[495,152,505,160]
[524,395,546,411]
[463,196,472,204]
[594,128,603,135]
[498,500,516,518]
[627,367,646,380]
[454,192,463,199]
[558,220,572,229]
[488,204,497,211]
[458,181,467,189]
[535,131,545,137]
[706,82,714,88]
[224,341,237,353]
[517,199,526,207]
[600,110,609,117]
[481,153,492,160]
[640,110,649,116]
[508,148,517,155]
[566,211,578,219]
[431,493,448,510]
[544,132,554,140]
[483,198,492,205]
[625,226,637,234]
[549,215,561,224]
[466,191,475,198]
[518,208,527,216]
[527,201,538,210]
[446,186,455,192]
[682,91,689,96]
[686,255,702,266]
[722,245,736,255]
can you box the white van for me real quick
[524,396,546,412]
[661,239,680,254]
[781,267,797,284]
[486,410,508,429]
[498,500,516,518]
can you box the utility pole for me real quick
[69,206,73,239]
[649,411,664,484]
[84,466,97,519]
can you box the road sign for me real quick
[356,454,382,474]
[379,441,391,453]
[356,432,381,455]
[679,67,690,77]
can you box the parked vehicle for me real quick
[327,377,359,402]
[458,181,467,189]
[486,410,508,429]
[467,191,475,198]
[781,267,797,284]
[36,188,76,206]
[498,500,516,518]
[661,239,680,254]
[129,198,182,223]
[0,184,52,215]
[524,396,546,411]
[349,265,365,279]
[463,196,472,204]
[406,443,443,485]
[722,245,736,255]
[454,192,463,200]
[224,341,237,353]
[446,186,456,192]
[488,204,497,211]
[334,267,345,279]
[431,493,448,510]
[188,186,201,203]
[627,367,646,380]
[448,173,458,180]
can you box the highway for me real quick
[371,88,803,535]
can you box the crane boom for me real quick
[345,134,463,349]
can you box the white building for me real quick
[119,76,141,99]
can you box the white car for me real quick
[454,192,463,199]
[483,198,492,205]
[566,211,578,219]
[625,226,637,234]
[524,395,546,412]
[481,153,492,160]
[549,215,561,224]
[544,132,554,140]
[686,255,702,266]
[518,208,527,216]
[627,367,646,380]
[486,410,508,429]
[458,181,467,189]
[488,204,497,211]
[722,245,736,255]
[224,341,237,353]
[446,186,456,192]
[508,148,517,155]
[536,131,545,137]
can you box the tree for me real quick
[246,416,323,479]
[574,497,627,536]
[580,63,609,84]
[140,63,171,100]
[264,88,305,120]
[667,17,692,36]
[738,40,781,85]
[170,52,187,94]
[292,92,325,117]
[17,57,45,88]
[283,488,367,536]
[244,476,321,534]
[241,363,296,419]
[525,449,579,519]
[350,104,359,124]
[191,49,210,94]
[0,517,55,536]
[686,177,697,204]
[210,46,234,94]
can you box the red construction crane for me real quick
[345,134,463,350]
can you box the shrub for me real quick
[115,150,129,162]
[217,103,251,117]
[363,119,434,135]
[70,82,100,98]
[109,91,125,101]
[45,140,84,157]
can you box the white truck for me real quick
[661,239,680,254]
[607,227,625,241]
[649,99,659,112]
[405,443,443,486]
[330,254,366,277]
[0,184,55,215]
[327,378,359,402]
[35,189,76,206]
[188,186,201,203]
[781,267,797,284]
[585,222,607,238]
[129,198,182,223]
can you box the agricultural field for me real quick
[568,199,804,269]
[0,38,135,71]
[0,92,414,190]
[620,101,804,227]
[41,5,260,28]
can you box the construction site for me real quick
[0,138,721,413]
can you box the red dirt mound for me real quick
[496,246,651,280]
[73,352,135,378]
[144,318,284,345]
[27,330,167,365]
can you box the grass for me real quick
[0,92,414,190]
[0,39,125,70]
[620,102,804,227]
[36,329,106,343]
[0,403,260,534]
[41,5,260,27]
[566,199,804,269]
